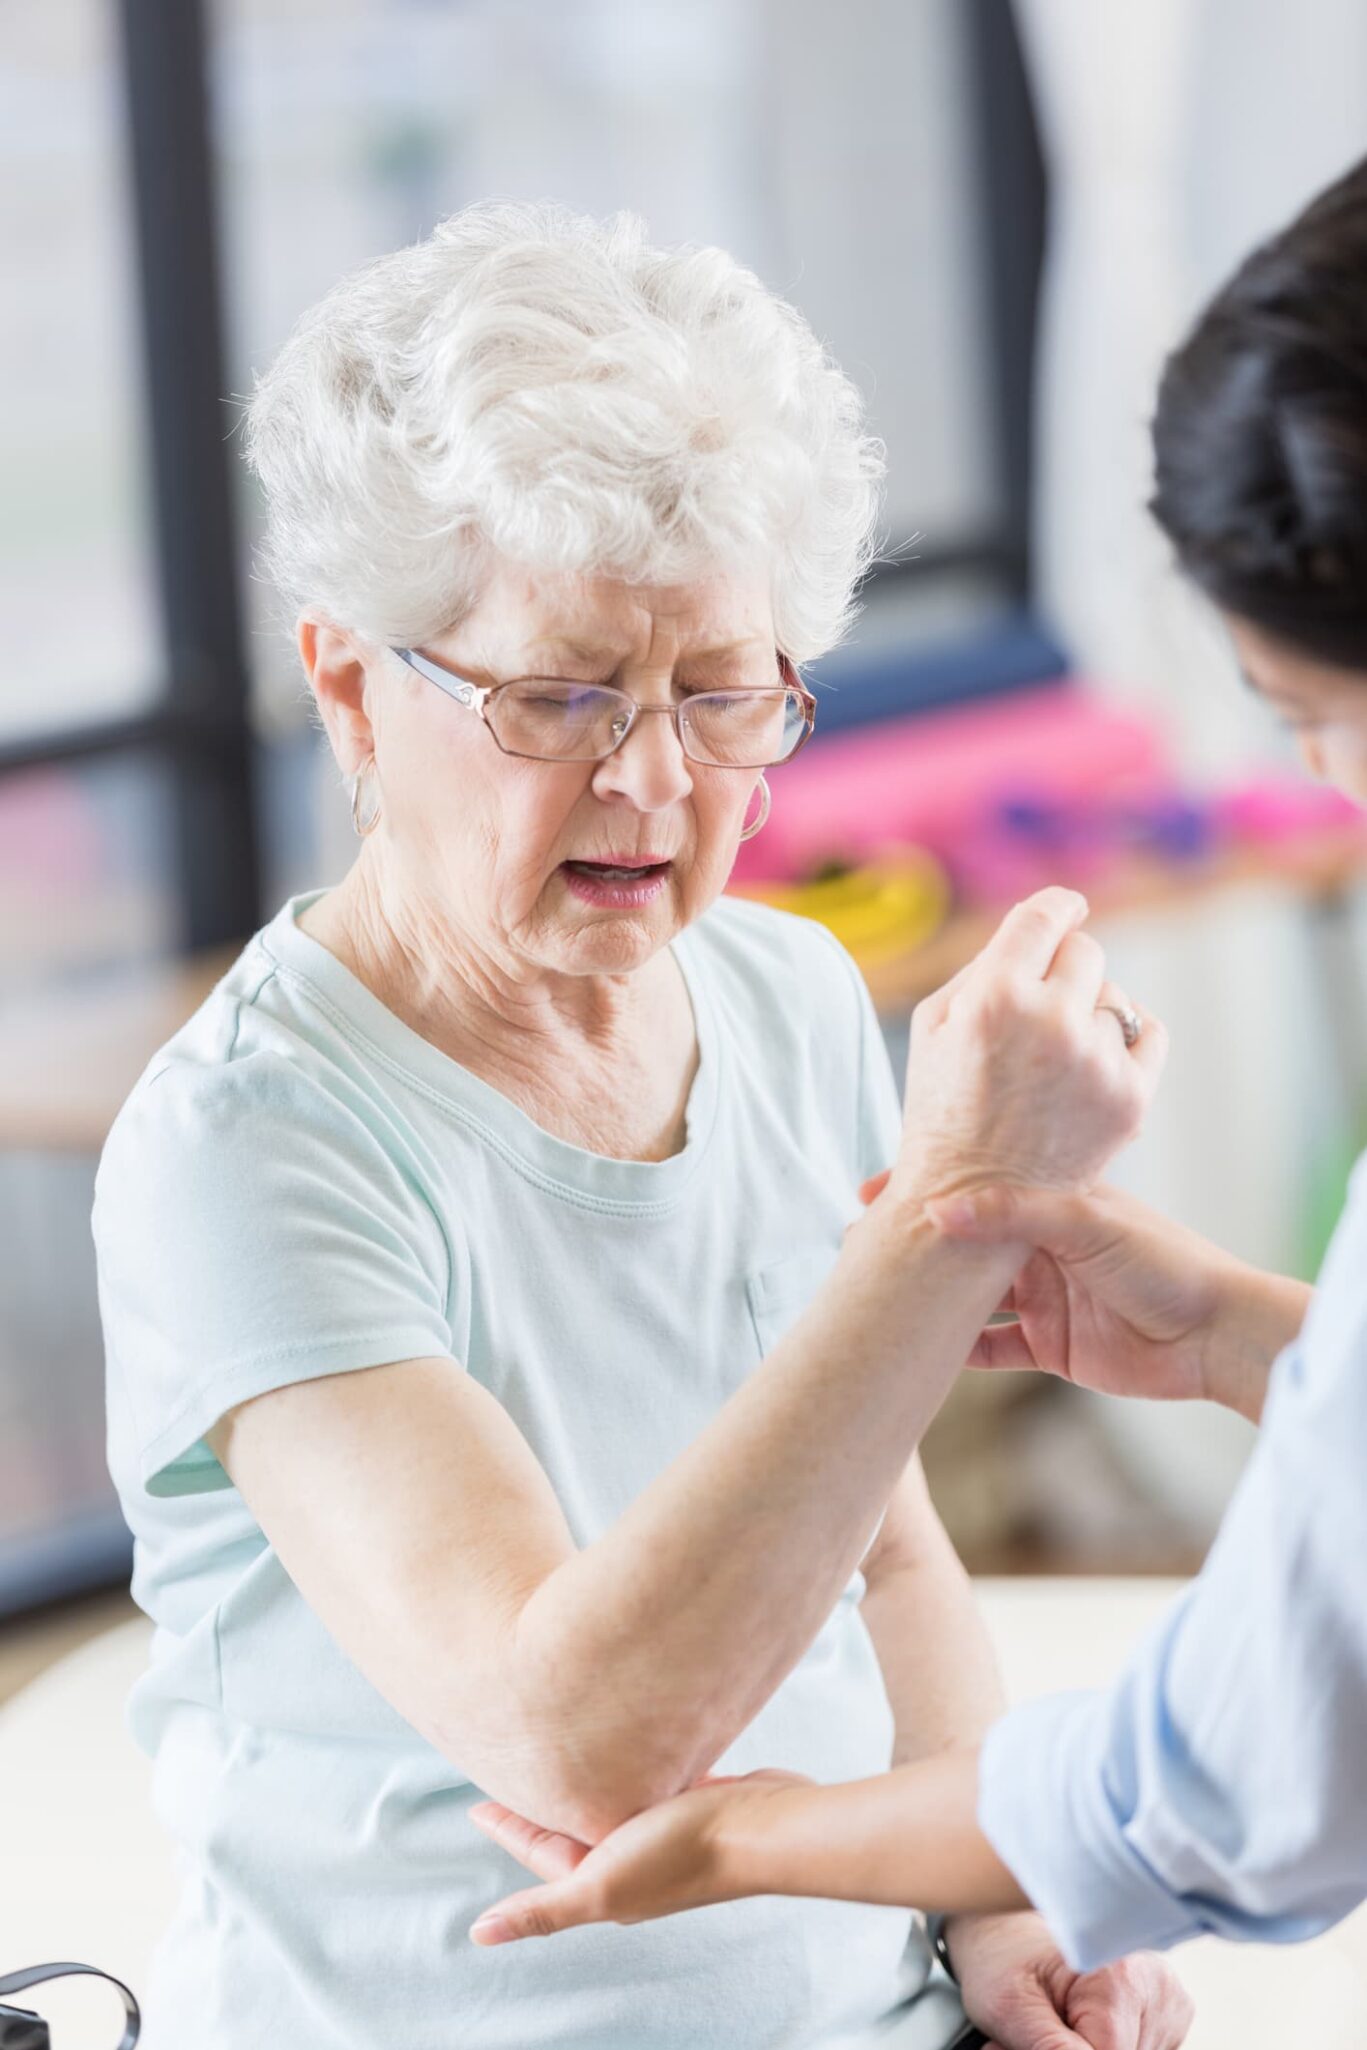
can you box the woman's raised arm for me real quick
[209,888,1164,1843]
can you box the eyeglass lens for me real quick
[488,684,807,766]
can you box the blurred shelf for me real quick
[0,946,237,1151]
[860,827,1367,1014]
[1,828,1365,1154]
[0,882,175,984]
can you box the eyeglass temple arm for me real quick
[392,647,483,708]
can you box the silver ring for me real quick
[1099,1001,1143,1050]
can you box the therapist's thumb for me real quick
[470,1879,593,1946]
[926,1185,1100,1255]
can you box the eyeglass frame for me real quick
[390,645,818,768]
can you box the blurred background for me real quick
[5,0,1367,1691]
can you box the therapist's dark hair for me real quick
[1151,154,1367,669]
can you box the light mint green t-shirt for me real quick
[96,889,933,2050]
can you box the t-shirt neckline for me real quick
[257,889,724,1208]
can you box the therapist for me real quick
[466,155,1367,1974]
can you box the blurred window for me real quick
[0,757,175,991]
[0,5,162,744]
[213,0,1006,724]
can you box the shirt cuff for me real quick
[978,1691,1203,1970]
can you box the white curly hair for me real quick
[243,203,885,666]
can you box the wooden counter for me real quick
[0,948,237,1152]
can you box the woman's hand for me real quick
[945,1910,1193,2050]
[888,890,1167,1214]
[859,1176,1311,1423]
[468,1771,810,1944]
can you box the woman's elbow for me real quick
[427,1677,692,1844]
[465,1740,683,1846]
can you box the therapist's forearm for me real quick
[1205,1267,1313,1423]
[721,1748,1030,1917]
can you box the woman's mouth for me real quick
[561,858,672,907]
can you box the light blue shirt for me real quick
[979,1159,1367,1971]
[95,889,934,2050]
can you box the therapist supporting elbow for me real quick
[466,153,1367,1972]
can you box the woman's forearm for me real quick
[721,1748,1029,1916]
[860,1464,1005,1767]
[502,1200,1022,1838]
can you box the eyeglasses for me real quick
[391,647,817,769]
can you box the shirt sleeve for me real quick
[977,1165,1367,1969]
[95,1051,456,1501]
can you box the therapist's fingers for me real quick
[1017,2026,1093,2050]
[470,1876,598,1946]
[858,1170,892,1206]
[977,2033,1092,2050]
[964,1320,1038,1373]
[929,1185,1107,1252]
[468,1801,589,1881]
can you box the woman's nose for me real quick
[592,708,694,808]
[1297,731,1327,781]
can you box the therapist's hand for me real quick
[857,1177,1310,1424]
[945,1910,1193,2050]
[467,1770,810,1942]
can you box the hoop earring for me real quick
[350,758,382,837]
[739,773,771,842]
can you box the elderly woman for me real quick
[95,205,1178,2050]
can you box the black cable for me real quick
[0,1963,140,2049]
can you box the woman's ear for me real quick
[298,618,376,774]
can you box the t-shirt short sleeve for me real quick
[95,1051,455,1500]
